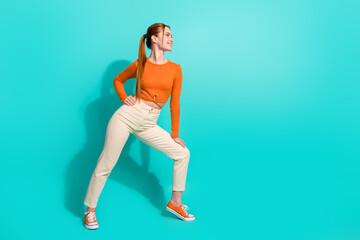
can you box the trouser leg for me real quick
[84,114,131,208]
[133,125,190,191]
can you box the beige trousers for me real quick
[84,99,190,208]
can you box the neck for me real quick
[148,49,166,64]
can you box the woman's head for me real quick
[135,23,173,103]
[144,23,173,51]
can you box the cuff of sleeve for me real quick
[120,95,128,103]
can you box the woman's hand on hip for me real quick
[124,95,136,106]
[172,137,186,148]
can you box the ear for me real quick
[151,34,157,44]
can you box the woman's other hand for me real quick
[172,137,186,148]
[124,94,136,106]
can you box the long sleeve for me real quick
[113,60,138,103]
[170,64,183,138]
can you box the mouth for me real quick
[168,43,172,47]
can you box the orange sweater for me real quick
[114,58,183,138]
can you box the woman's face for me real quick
[153,27,174,51]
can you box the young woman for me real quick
[83,23,195,230]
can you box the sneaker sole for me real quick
[84,223,99,230]
[166,206,195,221]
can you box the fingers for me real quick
[124,95,136,105]
[173,138,186,148]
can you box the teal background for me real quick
[1,0,360,239]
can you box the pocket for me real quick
[123,103,135,108]
[131,102,140,110]
[121,103,133,113]
[122,103,142,115]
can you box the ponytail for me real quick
[135,34,147,104]
[134,23,171,104]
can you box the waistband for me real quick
[137,99,161,114]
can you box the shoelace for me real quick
[85,211,96,221]
[181,204,190,214]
